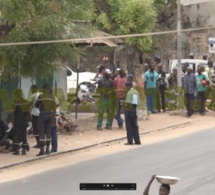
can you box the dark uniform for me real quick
[11,90,31,155]
[30,85,41,148]
[157,70,167,112]
[35,86,56,156]
[97,75,115,130]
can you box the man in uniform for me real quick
[123,81,141,145]
[11,89,31,155]
[97,69,115,130]
[29,84,41,148]
[35,84,56,156]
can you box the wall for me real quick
[181,2,215,60]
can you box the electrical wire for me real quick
[0,26,214,47]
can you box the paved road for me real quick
[1,127,215,195]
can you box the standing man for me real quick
[35,84,56,156]
[93,64,104,82]
[50,88,60,153]
[205,60,213,104]
[97,69,115,130]
[196,65,209,115]
[11,89,31,155]
[144,64,158,113]
[114,69,126,129]
[156,64,167,112]
[29,84,41,148]
[102,56,114,75]
[182,67,197,117]
[123,81,141,145]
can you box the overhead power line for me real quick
[0,26,215,47]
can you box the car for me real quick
[67,66,97,93]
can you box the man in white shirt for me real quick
[30,85,41,148]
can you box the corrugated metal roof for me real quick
[74,30,124,47]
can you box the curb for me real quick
[0,121,190,171]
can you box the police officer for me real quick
[29,84,41,148]
[11,89,31,155]
[97,69,115,130]
[123,81,141,145]
[35,84,56,156]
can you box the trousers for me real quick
[13,124,28,149]
[38,112,52,147]
[124,109,140,144]
[51,126,58,152]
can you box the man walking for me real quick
[123,81,141,145]
[144,64,158,113]
[35,84,56,156]
[182,67,197,117]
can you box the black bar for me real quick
[80,183,136,190]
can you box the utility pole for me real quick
[177,0,182,87]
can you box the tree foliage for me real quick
[154,0,177,28]
[0,0,95,79]
[93,0,157,52]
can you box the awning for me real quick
[74,30,124,48]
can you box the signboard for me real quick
[208,37,215,53]
[181,0,215,5]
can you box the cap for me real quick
[116,68,121,71]
[154,54,161,60]
[104,68,112,74]
[97,64,104,69]
[125,81,133,87]
[127,74,133,79]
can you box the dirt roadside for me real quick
[0,110,215,183]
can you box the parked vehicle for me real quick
[168,59,208,74]
[67,67,97,93]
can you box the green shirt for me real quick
[125,88,140,105]
[196,74,208,92]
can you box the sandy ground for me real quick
[0,110,215,183]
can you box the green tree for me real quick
[0,0,95,79]
[154,0,177,29]
[94,0,157,52]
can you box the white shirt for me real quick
[132,94,138,105]
[30,92,41,116]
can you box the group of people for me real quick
[93,58,141,145]
[144,56,215,118]
[172,60,214,117]
[0,84,60,156]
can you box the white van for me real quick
[168,59,208,74]
[67,67,97,93]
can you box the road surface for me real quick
[1,127,215,195]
